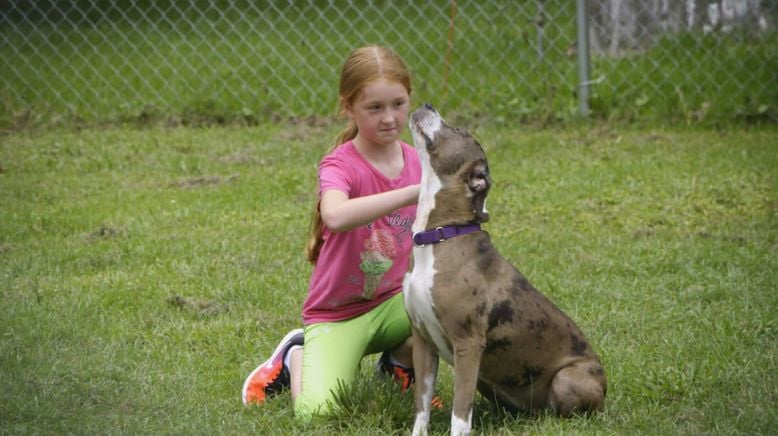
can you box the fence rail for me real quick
[1,0,776,126]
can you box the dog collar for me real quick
[412,224,481,246]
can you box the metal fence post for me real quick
[576,0,591,117]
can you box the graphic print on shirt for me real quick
[359,229,396,299]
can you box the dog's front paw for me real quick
[411,414,429,436]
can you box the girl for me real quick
[242,45,423,420]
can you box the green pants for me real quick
[294,292,411,420]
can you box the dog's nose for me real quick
[424,103,435,111]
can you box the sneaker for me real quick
[242,328,304,405]
[376,351,444,408]
[376,350,415,391]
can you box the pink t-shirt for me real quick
[302,140,421,324]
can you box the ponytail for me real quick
[305,121,359,264]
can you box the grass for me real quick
[1,120,776,434]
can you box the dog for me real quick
[403,104,606,436]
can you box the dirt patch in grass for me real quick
[86,225,120,241]
[167,295,229,316]
[170,174,239,189]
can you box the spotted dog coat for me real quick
[403,104,606,436]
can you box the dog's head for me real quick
[410,103,491,224]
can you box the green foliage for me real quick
[588,31,778,125]
[1,3,775,130]
[1,123,776,434]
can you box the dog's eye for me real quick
[474,170,489,183]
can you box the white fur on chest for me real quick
[403,246,454,365]
[404,126,454,364]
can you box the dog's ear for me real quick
[468,162,491,222]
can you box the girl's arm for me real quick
[320,184,420,233]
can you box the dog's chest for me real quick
[403,246,454,364]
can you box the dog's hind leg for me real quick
[548,360,607,417]
[410,328,439,436]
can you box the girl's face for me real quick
[346,78,410,149]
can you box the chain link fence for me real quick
[1,0,776,126]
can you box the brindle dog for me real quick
[403,104,606,436]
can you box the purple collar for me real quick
[412,224,482,247]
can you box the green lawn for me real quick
[1,122,776,434]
